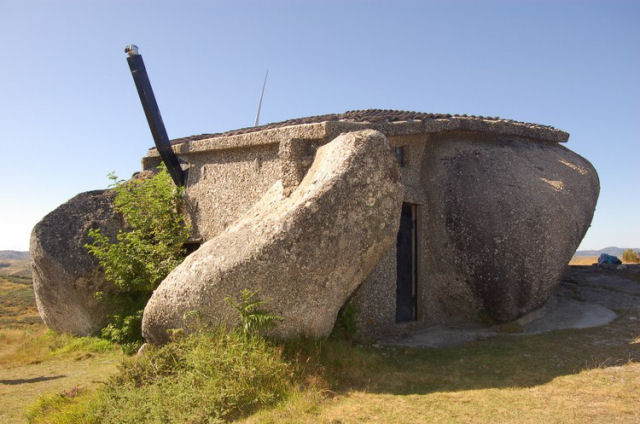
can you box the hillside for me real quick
[0,251,29,261]
[575,247,640,257]
[0,252,31,279]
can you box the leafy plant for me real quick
[85,166,190,345]
[225,289,281,337]
[99,311,144,353]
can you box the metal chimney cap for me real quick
[124,44,139,56]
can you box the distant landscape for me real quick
[2,248,639,278]
[575,247,640,257]
[569,247,640,266]
[0,251,31,280]
[0,251,29,261]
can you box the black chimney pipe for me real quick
[124,44,185,186]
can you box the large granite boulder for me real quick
[142,129,403,344]
[30,190,122,335]
[420,135,599,324]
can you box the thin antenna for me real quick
[254,69,269,126]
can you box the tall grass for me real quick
[28,327,296,423]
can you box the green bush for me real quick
[85,166,190,345]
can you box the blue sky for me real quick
[1,0,638,251]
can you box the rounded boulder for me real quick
[420,135,599,324]
[30,190,122,335]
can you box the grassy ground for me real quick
[239,309,639,424]
[27,306,640,424]
[0,276,123,423]
[2,269,639,423]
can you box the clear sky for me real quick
[1,0,638,251]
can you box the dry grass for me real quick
[240,363,639,423]
[0,328,116,369]
[241,309,640,424]
[569,255,599,265]
[0,277,123,423]
[2,271,639,424]
[1,353,122,423]
[0,326,48,366]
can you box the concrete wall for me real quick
[182,144,281,241]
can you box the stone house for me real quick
[134,110,599,340]
[31,110,599,341]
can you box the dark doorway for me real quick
[396,203,418,323]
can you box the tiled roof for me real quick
[168,109,565,145]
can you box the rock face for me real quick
[142,129,403,344]
[30,190,122,335]
[420,135,600,324]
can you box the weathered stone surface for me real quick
[146,110,570,244]
[142,129,403,344]
[419,135,600,324]
[30,190,122,335]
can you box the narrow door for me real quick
[396,203,418,323]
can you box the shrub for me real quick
[47,328,294,423]
[622,248,640,263]
[85,166,190,345]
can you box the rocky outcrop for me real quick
[142,129,403,344]
[30,190,122,335]
[420,135,600,324]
